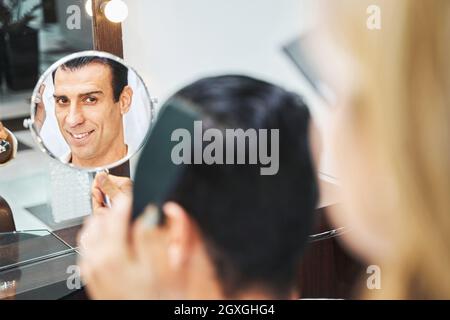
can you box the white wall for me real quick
[122,0,336,177]
[122,0,317,102]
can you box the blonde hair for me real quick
[327,0,450,298]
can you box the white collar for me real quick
[59,145,131,165]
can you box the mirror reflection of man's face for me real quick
[53,63,132,167]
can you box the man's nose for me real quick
[66,104,85,128]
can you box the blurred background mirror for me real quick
[0,0,93,99]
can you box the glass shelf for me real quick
[0,230,75,272]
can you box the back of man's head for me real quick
[162,75,318,298]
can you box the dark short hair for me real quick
[163,75,318,298]
[52,56,128,102]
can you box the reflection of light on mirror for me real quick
[104,0,128,23]
[85,0,93,17]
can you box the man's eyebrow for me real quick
[52,91,104,99]
[78,90,104,97]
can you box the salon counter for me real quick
[0,230,82,300]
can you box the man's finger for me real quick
[108,193,133,242]
[92,186,106,211]
[107,175,133,196]
[39,84,45,96]
[95,172,121,201]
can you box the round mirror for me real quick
[28,51,155,171]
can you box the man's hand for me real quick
[78,173,164,299]
[78,191,160,299]
[91,172,133,210]
[78,193,134,299]
[34,84,46,133]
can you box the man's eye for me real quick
[56,98,69,105]
[84,96,97,104]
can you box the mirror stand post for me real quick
[91,0,124,58]
[109,161,130,177]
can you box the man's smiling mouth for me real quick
[66,130,95,144]
[70,131,94,139]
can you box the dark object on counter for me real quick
[0,139,12,164]
[0,196,15,233]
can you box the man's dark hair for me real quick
[52,56,128,102]
[163,75,319,298]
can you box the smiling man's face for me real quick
[53,62,129,167]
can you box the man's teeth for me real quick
[71,132,91,139]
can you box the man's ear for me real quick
[162,201,197,271]
[118,85,133,115]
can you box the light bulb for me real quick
[104,0,128,23]
[85,0,93,17]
